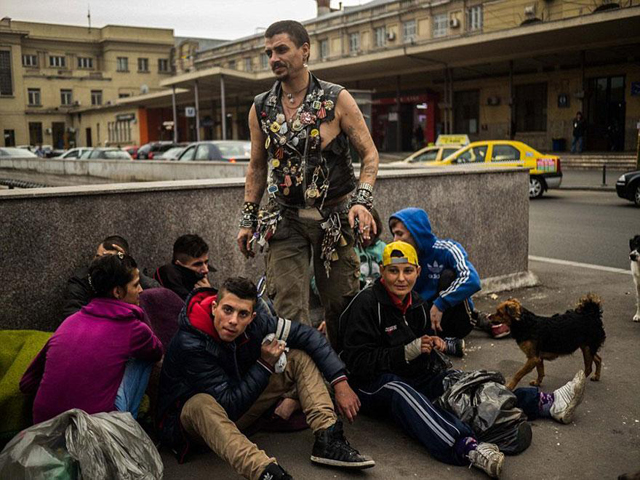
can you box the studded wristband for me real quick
[348,188,374,211]
[239,213,258,229]
[242,201,260,215]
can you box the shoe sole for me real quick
[558,371,586,424]
[492,331,510,339]
[310,456,376,469]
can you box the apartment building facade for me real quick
[159,0,640,153]
[0,18,174,148]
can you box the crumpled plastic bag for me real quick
[437,370,532,455]
[0,409,163,479]
[262,333,287,373]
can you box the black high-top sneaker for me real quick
[310,420,375,469]
[259,462,293,480]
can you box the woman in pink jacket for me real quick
[21,253,164,424]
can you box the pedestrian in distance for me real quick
[571,111,585,154]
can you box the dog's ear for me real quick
[505,299,521,319]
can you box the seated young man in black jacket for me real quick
[340,241,587,479]
[154,234,214,301]
[157,276,375,480]
[62,235,159,320]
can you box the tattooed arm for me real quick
[336,90,380,238]
[337,89,379,186]
[237,103,268,258]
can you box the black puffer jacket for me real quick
[340,279,441,385]
[157,288,346,461]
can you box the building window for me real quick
[228,59,236,69]
[23,54,38,67]
[158,58,169,72]
[374,27,387,48]
[61,89,73,105]
[467,5,483,31]
[515,83,548,132]
[91,90,102,106]
[349,32,360,53]
[108,120,132,144]
[29,122,43,145]
[4,129,16,147]
[0,51,12,95]
[260,53,268,70]
[49,55,66,68]
[77,57,93,69]
[27,88,41,106]
[244,57,252,72]
[403,20,417,43]
[320,39,329,60]
[117,57,129,72]
[138,58,149,72]
[433,14,448,38]
[119,93,130,98]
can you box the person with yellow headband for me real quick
[339,241,587,478]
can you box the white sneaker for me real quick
[550,370,586,424]
[468,442,504,478]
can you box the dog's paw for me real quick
[591,375,600,382]
[506,381,517,390]
[633,314,640,322]
[529,379,541,387]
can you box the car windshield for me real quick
[103,150,130,159]
[216,142,251,158]
[410,149,439,162]
[160,147,184,158]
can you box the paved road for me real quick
[529,189,640,270]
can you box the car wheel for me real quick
[529,177,544,199]
[634,183,640,208]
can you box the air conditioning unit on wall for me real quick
[386,31,396,41]
[449,18,460,28]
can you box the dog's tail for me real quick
[575,293,602,315]
[576,293,606,351]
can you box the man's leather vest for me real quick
[254,73,356,208]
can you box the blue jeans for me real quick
[114,358,153,419]
[571,136,584,153]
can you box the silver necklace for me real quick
[283,85,307,104]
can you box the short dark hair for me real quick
[88,253,138,298]
[218,277,257,309]
[173,234,209,263]
[265,20,310,48]
[101,235,130,254]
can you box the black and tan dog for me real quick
[491,294,605,390]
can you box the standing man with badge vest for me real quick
[237,20,379,349]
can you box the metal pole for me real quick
[509,60,515,140]
[602,164,607,186]
[220,74,227,140]
[396,75,401,152]
[171,86,178,143]
[194,80,201,142]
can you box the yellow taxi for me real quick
[392,134,469,165]
[433,140,562,198]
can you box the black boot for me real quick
[310,420,375,469]
[259,462,293,480]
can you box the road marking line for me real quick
[529,256,632,275]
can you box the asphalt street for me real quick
[529,189,640,270]
[161,258,640,480]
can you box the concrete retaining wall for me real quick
[0,166,529,331]
[0,157,249,182]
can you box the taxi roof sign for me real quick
[435,134,470,146]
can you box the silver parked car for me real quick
[79,148,133,160]
[178,141,251,162]
[0,147,38,158]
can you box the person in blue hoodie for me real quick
[389,208,510,343]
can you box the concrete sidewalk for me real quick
[161,258,640,480]
[559,168,627,192]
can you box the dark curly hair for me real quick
[219,277,257,309]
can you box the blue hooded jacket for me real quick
[389,208,480,312]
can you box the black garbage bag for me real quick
[437,370,532,455]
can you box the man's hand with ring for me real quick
[348,205,376,241]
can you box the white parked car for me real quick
[55,148,94,159]
[0,147,38,158]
